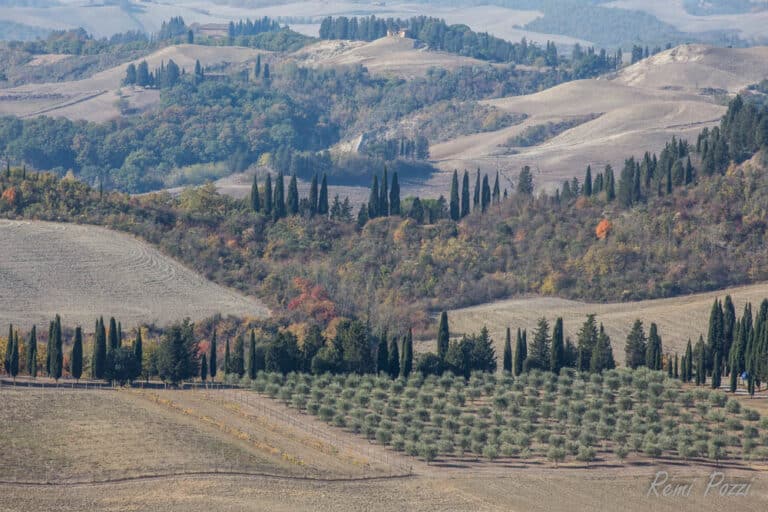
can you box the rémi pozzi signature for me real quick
[647,471,754,497]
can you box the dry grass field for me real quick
[0,219,268,331]
[1,386,767,511]
[0,44,266,122]
[446,282,768,365]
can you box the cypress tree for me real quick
[224,337,231,375]
[503,327,512,373]
[264,174,273,216]
[318,174,329,215]
[449,170,460,221]
[674,353,679,379]
[695,335,706,385]
[209,330,217,380]
[46,321,53,375]
[376,332,389,375]
[9,331,18,380]
[287,174,299,215]
[681,353,688,382]
[71,327,83,381]
[273,172,286,220]
[368,175,379,219]
[711,351,722,389]
[247,330,257,379]
[400,329,413,378]
[461,170,470,217]
[26,325,37,378]
[591,324,615,373]
[473,169,481,209]
[667,356,674,377]
[389,171,400,215]
[707,299,723,372]
[201,354,208,382]
[233,334,245,377]
[605,165,616,201]
[133,328,143,377]
[92,317,107,379]
[684,156,694,185]
[723,295,736,372]
[4,324,12,375]
[685,339,693,382]
[51,315,62,381]
[118,322,122,347]
[492,171,500,204]
[550,317,564,373]
[379,168,389,216]
[309,174,318,216]
[646,323,662,370]
[528,318,550,371]
[584,165,592,196]
[108,317,119,351]
[437,311,450,361]
[388,337,400,379]
[625,319,647,369]
[481,174,491,213]
[513,328,525,375]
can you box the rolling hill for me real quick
[0,219,269,330]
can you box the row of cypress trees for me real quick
[250,172,330,220]
[2,316,76,381]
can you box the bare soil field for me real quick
[0,219,268,330]
[294,37,490,77]
[447,282,768,364]
[1,387,767,511]
[0,44,265,122]
[428,44,768,195]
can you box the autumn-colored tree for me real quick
[595,219,612,240]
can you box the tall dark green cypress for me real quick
[71,326,83,380]
[224,337,231,375]
[247,330,257,379]
[481,174,491,213]
[233,334,245,377]
[318,174,329,215]
[390,172,400,215]
[379,168,389,216]
[695,335,706,385]
[503,327,512,373]
[388,337,400,379]
[400,329,413,378]
[685,339,693,382]
[287,174,299,215]
[26,325,37,377]
[133,328,143,377]
[473,169,481,210]
[250,173,261,212]
[309,174,318,216]
[605,165,616,201]
[646,323,662,370]
[674,353,679,378]
[4,324,12,375]
[513,328,525,376]
[449,170,460,221]
[492,171,500,204]
[461,170,470,218]
[9,331,18,379]
[200,354,208,382]
[209,330,217,380]
[46,321,53,375]
[550,317,564,373]
[368,175,379,219]
[707,299,724,372]
[723,295,735,372]
[376,334,389,375]
[108,317,119,351]
[273,172,286,220]
[264,174,273,216]
[437,311,449,361]
[51,314,62,381]
[711,351,722,389]
[584,165,592,196]
[92,317,107,379]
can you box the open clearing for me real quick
[447,281,768,364]
[0,44,265,122]
[1,386,767,511]
[427,44,768,195]
[0,219,268,330]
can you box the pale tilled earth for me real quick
[0,219,268,330]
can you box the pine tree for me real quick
[9,331,18,380]
[368,175,379,219]
[200,354,208,382]
[50,315,63,381]
[590,324,615,373]
[503,327,513,373]
[209,330,217,381]
[376,332,389,375]
[273,172,286,220]
[389,172,400,215]
[400,329,413,378]
[248,330,259,379]
[388,338,400,379]
[379,168,389,216]
[550,317,564,373]
[250,174,260,212]
[624,319,647,369]
[461,170,470,217]
[319,174,329,215]
[264,174,273,216]
[517,166,534,196]
[437,311,450,361]
[576,315,598,372]
[449,170,460,221]
[26,325,37,378]
[71,327,83,380]
[527,318,550,371]
[309,174,318,216]
[224,337,231,375]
